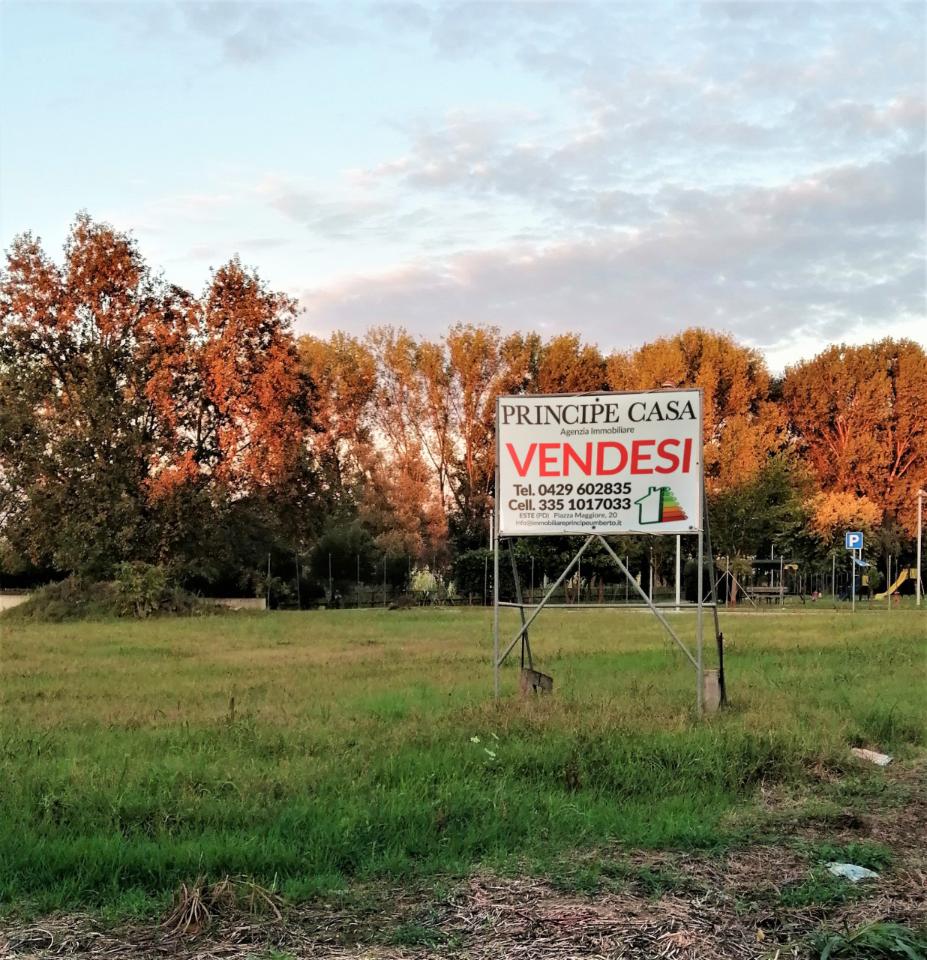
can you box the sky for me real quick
[1,1,924,371]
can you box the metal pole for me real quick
[887,553,891,612]
[625,557,629,604]
[649,543,654,601]
[493,536,500,697]
[493,469,500,697]
[295,549,301,611]
[851,551,856,613]
[779,555,784,607]
[483,554,488,606]
[702,490,725,705]
[917,490,924,608]
[696,528,704,715]
[675,534,681,612]
[831,551,836,601]
[530,555,535,604]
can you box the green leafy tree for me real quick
[0,215,312,583]
[708,457,813,603]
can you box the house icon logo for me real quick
[635,486,688,524]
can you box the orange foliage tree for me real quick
[782,340,927,533]
[148,259,306,498]
[807,490,883,549]
[365,324,542,551]
[0,215,307,576]
[607,329,782,493]
[297,332,376,498]
[534,333,608,394]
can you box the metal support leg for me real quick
[703,491,726,705]
[696,528,704,715]
[496,535,595,667]
[493,534,500,698]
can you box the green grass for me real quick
[808,921,927,959]
[805,841,894,872]
[0,607,924,917]
[779,868,858,909]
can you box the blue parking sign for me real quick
[845,531,863,550]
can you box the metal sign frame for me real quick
[491,388,724,715]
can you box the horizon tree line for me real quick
[1,215,924,599]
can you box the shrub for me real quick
[115,562,170,618]
[3,568,207,621]
[2,576,118,622]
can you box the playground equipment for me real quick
[874,567,917,601]
[742,558,798,605]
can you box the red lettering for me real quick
[564,442,593,476]
[596,442,628,475]
[655,438,680,474]
[506,439,692,478]
[631,439,655,474]
[539,443,559,476]
[506,442,536,477]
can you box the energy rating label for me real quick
[635,485,688,524]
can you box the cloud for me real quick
[257,175,442,242]
[262,180,386,238]
[79,1,359,65]
[186,236,291,257]
[297,151,926,363]
[180,2,358,63]
[57,0,925,370]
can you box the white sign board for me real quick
[496,390,703,536]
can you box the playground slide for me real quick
[874,567,915,600]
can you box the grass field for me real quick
[1,606,924,926]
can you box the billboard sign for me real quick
[496,389,702,536]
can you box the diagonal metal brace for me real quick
[595,535,698,670]
[495,534,595,668]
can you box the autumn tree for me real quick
[0,216,173,574]
[363,327,449,560]
[366,324,547,551]
[782,340,927,533]
[0,215,309,580]
[297,332,376,501]
[147,258,306,498]
[444,324,514,542]
[360,449,448,563]
[807,491,882,549]
[608,329,782,493]
[534,333,608,394]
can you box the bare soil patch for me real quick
[4,774,925,960]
